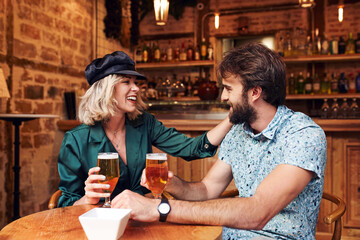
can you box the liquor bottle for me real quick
[154,41,161,63]
[135,45,142,63]
[356,70,360,93]
[313,73,321,94]
[186,40,194,61]
[167,41,173,62]
[305,72,313,94]
[160,48,167,62]
[349,98,359,118]
[194,45,200,61]
[330,72,338,94]
[207,43,214,60]
[330,36,339,55]
[331,98,339,119]
[142,42,149,63]
[284,31,292,57]
[179,42,187,61]
[348,73,356,93]
[338,72,348,93]
[345,32,355,54]
[320,99,330,119]
[174,46,180,61]
[321,33,330,55]
[200,38,207,60]
[292,28,299,56]
[356,33,360,54]
[313,28,321,55]
[288,73,296,95]
[320,72,330,94]
[297,72,305,94]
[338,36,346,54]
[340,98,350,119]
[148,41,154,63]
[305,36,312,56]
[277,36,284,57]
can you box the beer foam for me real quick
[146,153,167,160]
[98,152,119,159]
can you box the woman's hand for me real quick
[74,167,110,205]
[140,169,174,189]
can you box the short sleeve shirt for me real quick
[218,105,327,240]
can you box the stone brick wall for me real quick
[0,0,93,227]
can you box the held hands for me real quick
[82,166,111,205]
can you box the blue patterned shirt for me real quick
[219,105,327,239]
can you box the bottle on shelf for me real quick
[174,46,180,62]
[179,42,187,61]
[321,33,330,55]
[200,38,207,60]
[167,40,173,62]
[292,28,299,56]
[331,98,339,119]
[339,98,350,119]
[296,72,305,94]
[345,32,355,54]
[284,31,292,57]
[305,72,313,94]
[321,72,330,94]
[194,45,200,61]
[277,36,284,57]
[338,72,348,93]
[186,40,194,61]
[348,73,356,93]
[207,42,214,60]
[350,98,359,118]
[142,42,149,63]
[306,35,313,56]
[288,73,296,95]
[330,72,338,94]
[154,41,161,63]
[313,73,321,94]
[356,70,360,93]
[135,45,142,63]
[320,99,330,119]
[330,36,339,55]
[338,36,346,54]
[298,28,307,56]
[313,28,321,55]
[355,33,360,54]
[160,48,167,62]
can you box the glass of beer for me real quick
[145,153,168,199]
[97,152,120,208]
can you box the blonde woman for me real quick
[57,51,232,207]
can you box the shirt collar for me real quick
[243,105,287,141]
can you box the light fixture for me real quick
[153,0,169,26]
[214,12,220,29]
[299,0,316,8]
[338,0,344,23]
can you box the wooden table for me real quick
[0,205,222,240]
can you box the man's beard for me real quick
[229,96,257,125]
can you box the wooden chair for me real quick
[220,189,346,240]
[48,189,174,209]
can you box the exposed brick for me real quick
[44,119,56,131]
[47,86,59,99]
[34,102,53,114]
[73,27,87,42]
[17,5,32,21]
[61,50,74,66]
[47,78,60,85]
[34,133,53,148]
[24,85,44,99]
[23,0,43,7]
[33,11,53,28]
[42,31,61,46]
[40,46,59,63]
[14,100,32,113]
[21,135,33,148]
[13,39,37,58]
[35,74,46,84]
[21,71,33,82]
[0,18,4,31]
[62,37,77,50]
[20,23,41,40]
[22,119,41,132]
[55,19,71,35]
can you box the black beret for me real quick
[85,51,147,85]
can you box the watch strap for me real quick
[158,198,170,222]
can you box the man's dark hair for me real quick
[217,42,287,107]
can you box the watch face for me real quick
[158,203,170,214]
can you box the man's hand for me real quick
[111,190,160,222]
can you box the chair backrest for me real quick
[219,189,346,240]
[48,189,62,209]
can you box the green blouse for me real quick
[58,112,217,207]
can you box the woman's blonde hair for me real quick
[78,74,147,125]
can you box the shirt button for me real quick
[204,143,209,149]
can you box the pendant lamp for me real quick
[153,0,169,26]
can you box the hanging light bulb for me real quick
[153,0,169,26]
[299,0,315,8]
[338,0,344,23]
[214,12,220,29]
